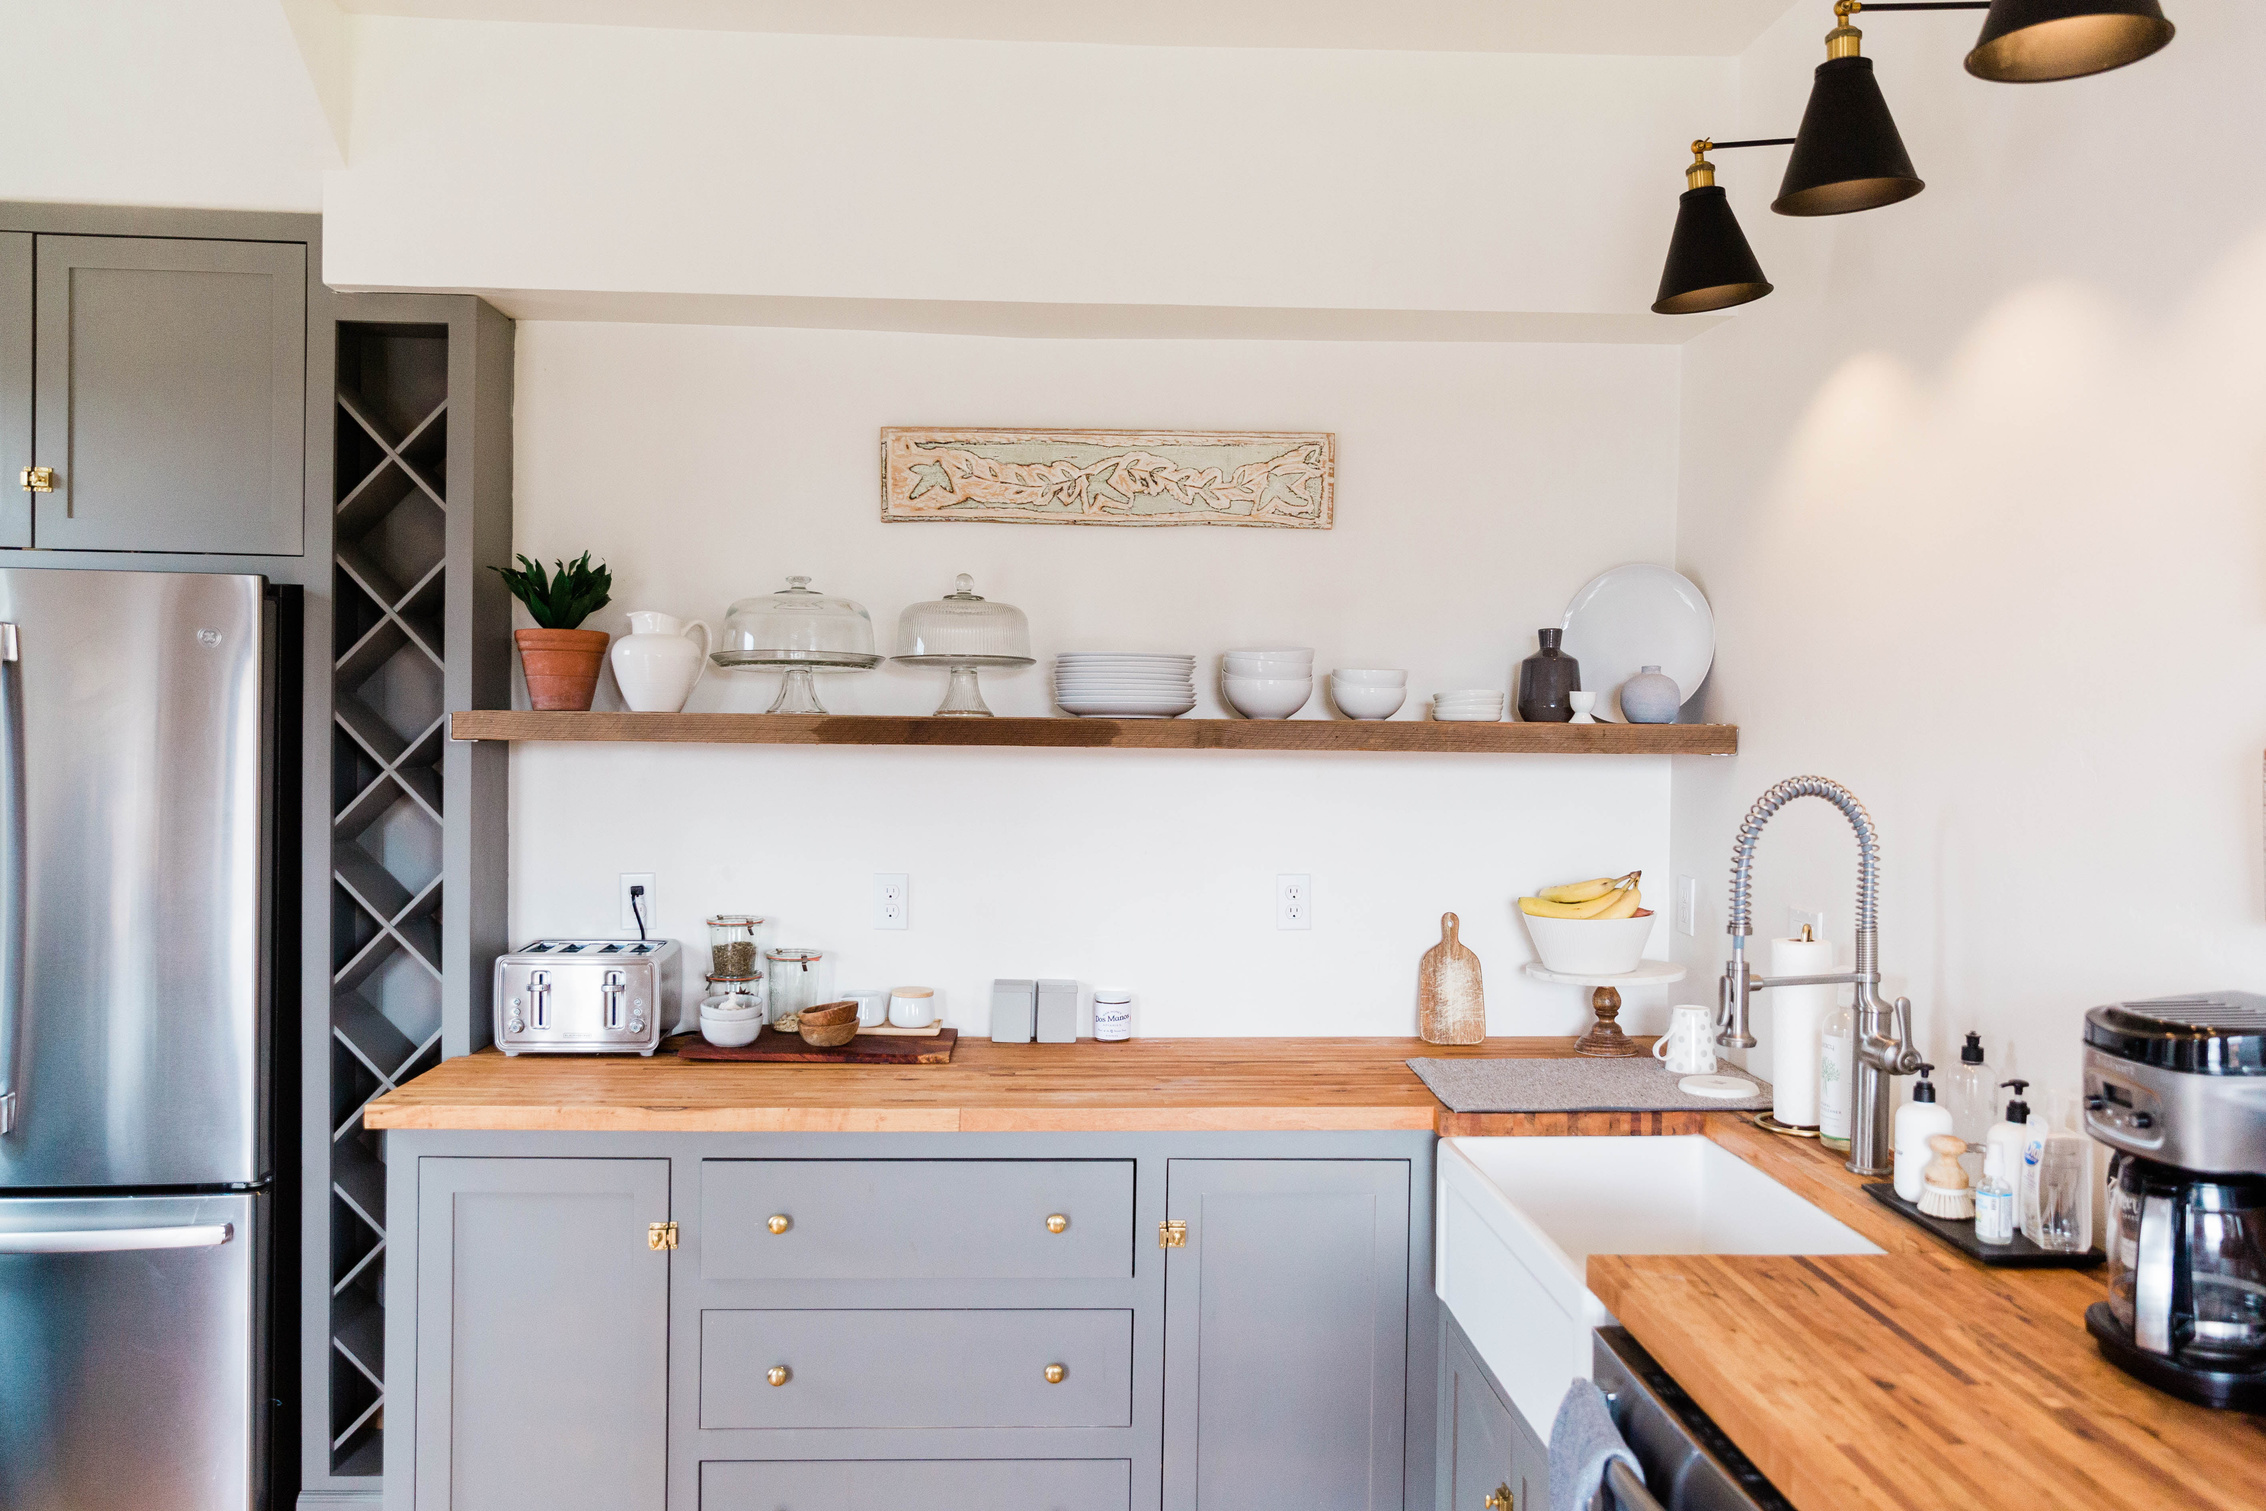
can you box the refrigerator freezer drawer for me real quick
[0,1190,265,1511]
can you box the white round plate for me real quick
[1430,711,1502,723]
[1054,675,1195,685]
[1056,656,1196,666]
[1558,563,1715,722]
[1679,1074,1760,1100]
[1055,697,1198,715]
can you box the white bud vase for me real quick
[610,611,711,713]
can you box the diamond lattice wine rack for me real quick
[327,323,451,1476]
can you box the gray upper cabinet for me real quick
[1161,1159,1411,1511]
[0,234,27,549]
[413,1157,670,1511]
[32,235,305,554]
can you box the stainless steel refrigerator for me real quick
[0,569,273,1510]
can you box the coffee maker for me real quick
[2081,992,2266,1410]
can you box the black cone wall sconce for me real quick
[1654,0,2176,312]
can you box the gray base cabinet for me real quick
[1439,1312,1544,1511]
[384,1132,1437,1511]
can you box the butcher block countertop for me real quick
[360,1035,1696,1134]
[1592,1117,2266,1511]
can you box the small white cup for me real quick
[889,986,938,1028]
[844,989,890,1028]
[1651,1004,1719,1075]
[1568,691,1598,724]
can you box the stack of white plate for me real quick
[1430,688,1505,722]
[1053,653,1197,718]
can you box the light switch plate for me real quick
[1677,875,1699,937]
[1788,906,1827,941]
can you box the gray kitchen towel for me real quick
[1548,1379,1642,1511]
[1407,1056,1773,1114]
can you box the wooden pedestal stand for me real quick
[1522,961,1688,1059]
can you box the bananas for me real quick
[1518,871,1641,919]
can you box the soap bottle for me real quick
[1892,1064,1952,1202]
[1945,1032,1992,1149]
[1818,1001,1855,1150]
[1984,1079,2031,1238]
[1975,1143,2016,1244]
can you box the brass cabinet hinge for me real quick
[19,466,54,493]
[1159,1219,1187,1249]
[648,1220,679,1250]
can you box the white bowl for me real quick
[1522,911,1658,975]
[1224,658,1312,678]
[1332,668,1408,686]
[1221,673,1313,719]
[1329,681,1407,719]
[699,1012,763,1048]
[1226,647,1314,660]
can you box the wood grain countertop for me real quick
[360,1034,1699,1135]
[1593,1117,2266,1511]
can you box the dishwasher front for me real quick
[1590,1327,1797,1511]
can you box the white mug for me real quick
[1651,1004,1719,1075]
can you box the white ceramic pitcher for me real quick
[610,611,711,713]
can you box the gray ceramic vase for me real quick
[1619,665,1681,724]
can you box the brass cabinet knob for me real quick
[767,1366,790,1387]
[1484,1485,1513,1510]
[1045,1213,1069,1234]
[1043,1363,1066,1385]
[767,1214,791,1235]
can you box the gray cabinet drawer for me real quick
[700,1160,1133,1280]
[701,1458,1131,1510]
[701,1309,1133,1429]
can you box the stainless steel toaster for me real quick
[493,938,682,1056]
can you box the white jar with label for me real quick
[1093,990,1132,1042]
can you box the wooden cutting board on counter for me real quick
[671,1028,958,1066]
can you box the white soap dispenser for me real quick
[1892,1063,1952,1202]
[1984,1078,2032,1223]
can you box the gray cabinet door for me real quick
[0,233,26,549]
[32,235,305,554]
[1161,1159,1410,1511]
[1443,1320,1521,1511]
[701,1458,1132,1510]
[415,1157,670,1511]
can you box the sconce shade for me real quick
[1965,0,2174,81]
[1653,185,1773,315]
[1773,56,1924,217]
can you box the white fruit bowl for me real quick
[1523,910,1658,975]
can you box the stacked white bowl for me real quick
[1329,668,1408,720]
[1221,648,1314,719]
[1430,688,1506,722]
[1053,653,1197,718]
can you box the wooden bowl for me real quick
[798,1000,860,1048]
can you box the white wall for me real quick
[326,17,1732,320]
[1670,1,2266,1114]
[509,320,1686,1035]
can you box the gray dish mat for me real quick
[1408,1056,1774,1114]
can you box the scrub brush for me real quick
[1918,1133,1975,1219]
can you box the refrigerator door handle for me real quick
[0,620,22,1137]
[0,1221,234,1254]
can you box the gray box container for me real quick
[1037,979,1080,1043]
[989,979,1037,1043]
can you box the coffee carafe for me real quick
[2082,992,2266,1410]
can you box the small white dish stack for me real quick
[1329,668,1407,720]
[1221,648,1314,719]
[1429,688,1505,722]
[1053,653,1197,718]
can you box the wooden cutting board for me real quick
[671,1028,957,1065]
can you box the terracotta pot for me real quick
[516,627,610,711]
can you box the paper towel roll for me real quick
[1769,935,1837,1127]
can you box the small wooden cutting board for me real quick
[671,1028,958,1065]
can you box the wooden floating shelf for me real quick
[450,711,1737,755]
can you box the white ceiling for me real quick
[331,0,1803,56]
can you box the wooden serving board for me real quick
[671,1028,957,1065]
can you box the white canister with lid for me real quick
[889,986,938,1028]
[1093,990,1133,1042]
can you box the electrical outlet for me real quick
[1788,906,1827,941]
[1277,874,1311,931]
[620,873,655,933]
[1677,875,1700,937]
[874,873,909,930]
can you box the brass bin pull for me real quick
[767,1366,790,1387]
[767,1214,791,1235]
[1043,1363,1066,1385]
[1045,1213,1068,1234]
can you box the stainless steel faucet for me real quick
[1717,776,1920,1177]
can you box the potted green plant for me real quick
[495,552,614,710]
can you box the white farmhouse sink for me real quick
[1436,1136,1881,1436]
